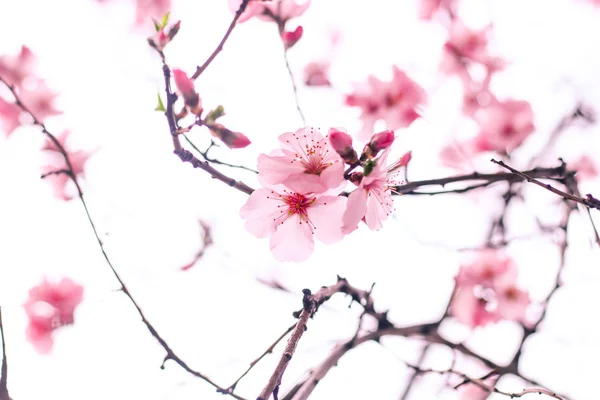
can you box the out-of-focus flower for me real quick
[230,0,311,24]
[207,123,251,149]
[0,97,22,137]
[303,61,331,87]
[474,99,535,153]
[571,155,598,181]
[135,0,171,25]
[419,0,455,20]
[0,46,35,87]
[24,278,84,353]
[173,69,202,115]
[346,67,425,140]
[148,20,181,51]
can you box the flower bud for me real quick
[208,124,251,149]
[328,128,357,164]
[363,130,395,159]
[281,26,303,50]
[173,69,202,116]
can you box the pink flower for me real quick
[0,46,35,87]
[328,127,357,163]
[24,278,84,353]
[135,0,171,25]
[571,155,598,181]
[419,0,455,20]
[230,0,311,24]
[303,61,331,87]
[41,131,94,201]
[18,80,61,123]
[346,67,425,140]
[173,69,202,115]
[450,289,499,327]
[474,99,535,153]
[240,187,346,262]
[342,149,398,233]
[451,250,530,328]
[258,127,345,194]
[441,21,498,73]
[281,25,303,49]
[0,97,22,137]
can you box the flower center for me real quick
[283,192,315,219]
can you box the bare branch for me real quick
[0,307,9,400]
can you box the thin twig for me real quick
[191,0,251,79]
[222,323,296,395]
[282,49,306,125]
[183,135,258,174]
[0,307,9,400]
[0,77,249,400]
[491,159,600,210]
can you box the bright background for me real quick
[1,0,600,399]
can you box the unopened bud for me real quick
[281,26,303,50]
[173,69,202,116]
[328,128,357,164]
[348,172,363,185]
[363,130,395,159]
[167,20,181,40]
[208,124,251,149]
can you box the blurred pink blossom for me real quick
[303,61,331,87]
[281,25,303,49]
[24,278,84,353]
[571,155,598,181]
[345,67,425,140]
[474,99,535,153]
[0,45,35,87]
[0,97,21,137]
[419,0,455,20]
[230,0,311,24]
[135,0,171,25]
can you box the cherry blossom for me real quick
[342,148,399,233]
[18,80,61,123]
[258,127,345,194]
[135,0,171,25]
[148,20,181,51]
[451,250,531,328]
[0,97,21,137]
[0,45,35,87]
[240,187,346,262]
[41,131,94,201]
[329,128,357,164]
[345,67,425,140]
[419,0,455,20]
[230,0,311,24]
[474,99,535,153]
[303,61,331,87]
[571,155,598,181]
[207,124,251,149]
[24,278,84,353]
[441,21,504,77]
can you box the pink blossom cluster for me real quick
[451,250,531,328]
[24,278,84,353]
[345,66,425,140]
[0,46,60,136]
[229,0,311,49]
[0,47,94,200]
[436,18,535,166]
[241,127,409,262]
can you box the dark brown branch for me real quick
[394,164,567,195]
[160,65,255,195]
[221,323,296,395]
[491,159,599,210]
[191,0,251,79]
[183,135,258,174]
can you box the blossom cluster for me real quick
[24,278,84,353]
[450,250,531,328]
[240,127,410,262]
[0,47,94,200]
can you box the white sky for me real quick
[0,0,600,399]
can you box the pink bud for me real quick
[328,128,357,164]
[328,128,353,153]
[209,124,251,149]
[369,130,395,151]
[281,26,303,50]
[173,68,202,114]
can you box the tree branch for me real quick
[0,307,9,400]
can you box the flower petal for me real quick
[270,214,314,262]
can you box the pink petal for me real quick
[364,187,393,230]
[257,153,305,187]
[270,214,314,262]
[239,188,282,238]
[308,195,347,244]
[342,188,368,234]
